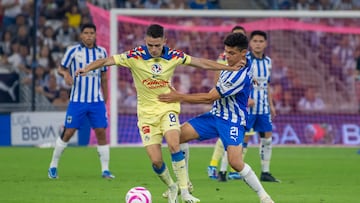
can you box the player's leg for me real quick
[242,128,255,160]
[221,123,274,203]
[208,138,224,179]
[165,112,200,203]
[259,131,279,182]
[177,113,219,203]
[89,102,114,179]
[256,114,279,182]
[180,143,193,193]
[139,117,178,202]
[218,151,228,181]
[227,145,274,202]
[48,127,76,179]
[48,102,84,179]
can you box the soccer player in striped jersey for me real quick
[75,24,244,203]
[48,23,115,179]
[205,25,256,181]
[159,32,275,203]
[246,30,279,182]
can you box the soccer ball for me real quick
[125,186,152,203]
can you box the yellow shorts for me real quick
[138,111,180,146]
[245,128,256,136]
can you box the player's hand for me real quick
[270,105,276,119]
[75,68,87,76]
[247,98,255,107]
[158,86,181,103]
[252,78,258,86]
[64,74,73,86]
[230,59,246,70]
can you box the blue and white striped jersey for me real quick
[247,52,272,115]
[61,44,108,103]
[211,59,252,126]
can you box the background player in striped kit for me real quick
[159,32,275,203]
[48,23,115,179]
[245,30,279,182]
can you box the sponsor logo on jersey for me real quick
[142,79,169,89]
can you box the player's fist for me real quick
[75,68,87,76]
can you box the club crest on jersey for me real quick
[151,64,162,75]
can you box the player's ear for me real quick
[241,49,247,56]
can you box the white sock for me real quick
[180,143,190,182]
[220,151,228,172]
[97,144,110,172]
[49,137,68,168]
[260,137,272,173]
[239,163,268,198]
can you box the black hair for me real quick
[250,30,267,40]
[224,33,248,51]
[80,23,96,32]
[146,24,164,38]
[231,25,246,33]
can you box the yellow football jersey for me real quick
[216,52,227,65]
[113,45,191,118]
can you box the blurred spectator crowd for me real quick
[0,0,359,113]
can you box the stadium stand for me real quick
[0,0,359,114]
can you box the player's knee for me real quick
[228,159,244,172]
[151,160,163,169]
[261,137,272,145]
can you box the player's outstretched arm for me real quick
[190,57,245,71]
[75,56,116,76]
[159,87,220,104]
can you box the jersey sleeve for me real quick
[113,52,132,68]
[61,46,76,69]
[182,53,192,65]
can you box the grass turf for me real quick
[1,146,359,203]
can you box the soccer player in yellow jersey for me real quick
[75,24,245,203]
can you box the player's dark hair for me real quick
[224,33,248,51]
[250,30,267,40]
[231,25,246,34]
[146,24,164,38]
[80,23,96,32]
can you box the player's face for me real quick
[250,35,267,55]
[145,36,166,58]
[224,46,247,67]
[80,28,96,48]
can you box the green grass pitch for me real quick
[1,146,359,203]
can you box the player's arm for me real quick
[159,87,220,104]
[75,56,116,76]
[101,71,108,103]
[189,56,245,71]
[57,66,73,86]
[268,85,276,118]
